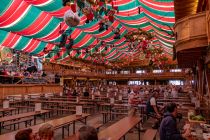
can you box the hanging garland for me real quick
[124,29,154,42]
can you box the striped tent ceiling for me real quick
[0,0,175,66]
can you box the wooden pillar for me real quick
[197,59,205,97]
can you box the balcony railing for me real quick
[174,12,208,52]
[61,71,186,80]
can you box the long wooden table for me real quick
[0,108,17,117]
[0,113,90,139]
[0,110,50,134]
[98,116,141,140]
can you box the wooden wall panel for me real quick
[174,12,208,52]
[27,86,42,94]
[207,10,210,44]
[0,84,62,99]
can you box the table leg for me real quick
[62,126,64,139]
[0,122,1,134]
[110,106,112,120]
[57,103,59,115]
[73,121,75,134]
[138,122,140,140]
[43,113,46,122]
[67,124,70,136]
[84,117,87,124]
[34,115,37,125]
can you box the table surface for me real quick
[23,99,94,105]
[98,116,141,140]
[0,113,90,139]
[0,110,49,122]
[0,108,16,112]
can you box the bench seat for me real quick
[142,129,157,140]
[66,123,103,140]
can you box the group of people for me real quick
[14,84,192,140]
[15,123,54,140]
[15,124,98,140]
[127,85,191,140]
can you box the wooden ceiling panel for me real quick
[174,0,199,20]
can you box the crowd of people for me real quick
[14,84,193,140]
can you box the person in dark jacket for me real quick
[72,89,78,96]
[159,103,190,140]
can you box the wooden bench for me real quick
[66,123,103,140]
[15,106,34,113]
[98,116,141,140]
[142,129,157,140]
[0,113,90,139]
[0,110,50,134]
[43,108,76,116]
[3,117,33,130]
[101,111,128,123]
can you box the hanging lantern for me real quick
[64,10,80,27]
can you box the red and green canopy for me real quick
[0,0,175,65]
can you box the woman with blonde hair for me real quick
[37,123,54,140]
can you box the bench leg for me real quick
[67,124,70,136]
[103,114,105,124]
[138,122,140,140]
[62,126,65,139]
[73,121,76,134]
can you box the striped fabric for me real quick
[0,0,175,64]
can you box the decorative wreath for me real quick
[124,29,154,42]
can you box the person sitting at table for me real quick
[76,125,98,140]
[37,123,54,140]
[146,90,162,129]
[128,88,140,116]
[94,89,101,96]
[15,128,34,140]
[159,103,191,140]
[83,89,89,97]
[171,86,178,98]
[128,88,145,131]
[72,89,79,96]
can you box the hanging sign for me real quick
[3,100,9,108]
[35,103,42,112]
[76,106,83,116]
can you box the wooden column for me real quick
[197,59,205,97]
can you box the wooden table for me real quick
[0,113,90,139]
[98,116,141,140]
[0,108,17,117]
[0,110,50,134]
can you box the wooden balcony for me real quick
[207,10,210,44]
[62,71,187,80]
[105,72,186,80]
[174,12,208,52]
[174,12,208,67]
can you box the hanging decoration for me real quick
[64,10,80,27]
[0,0,175,68]
[124,29,154,42]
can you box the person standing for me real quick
[146,90,162,129]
